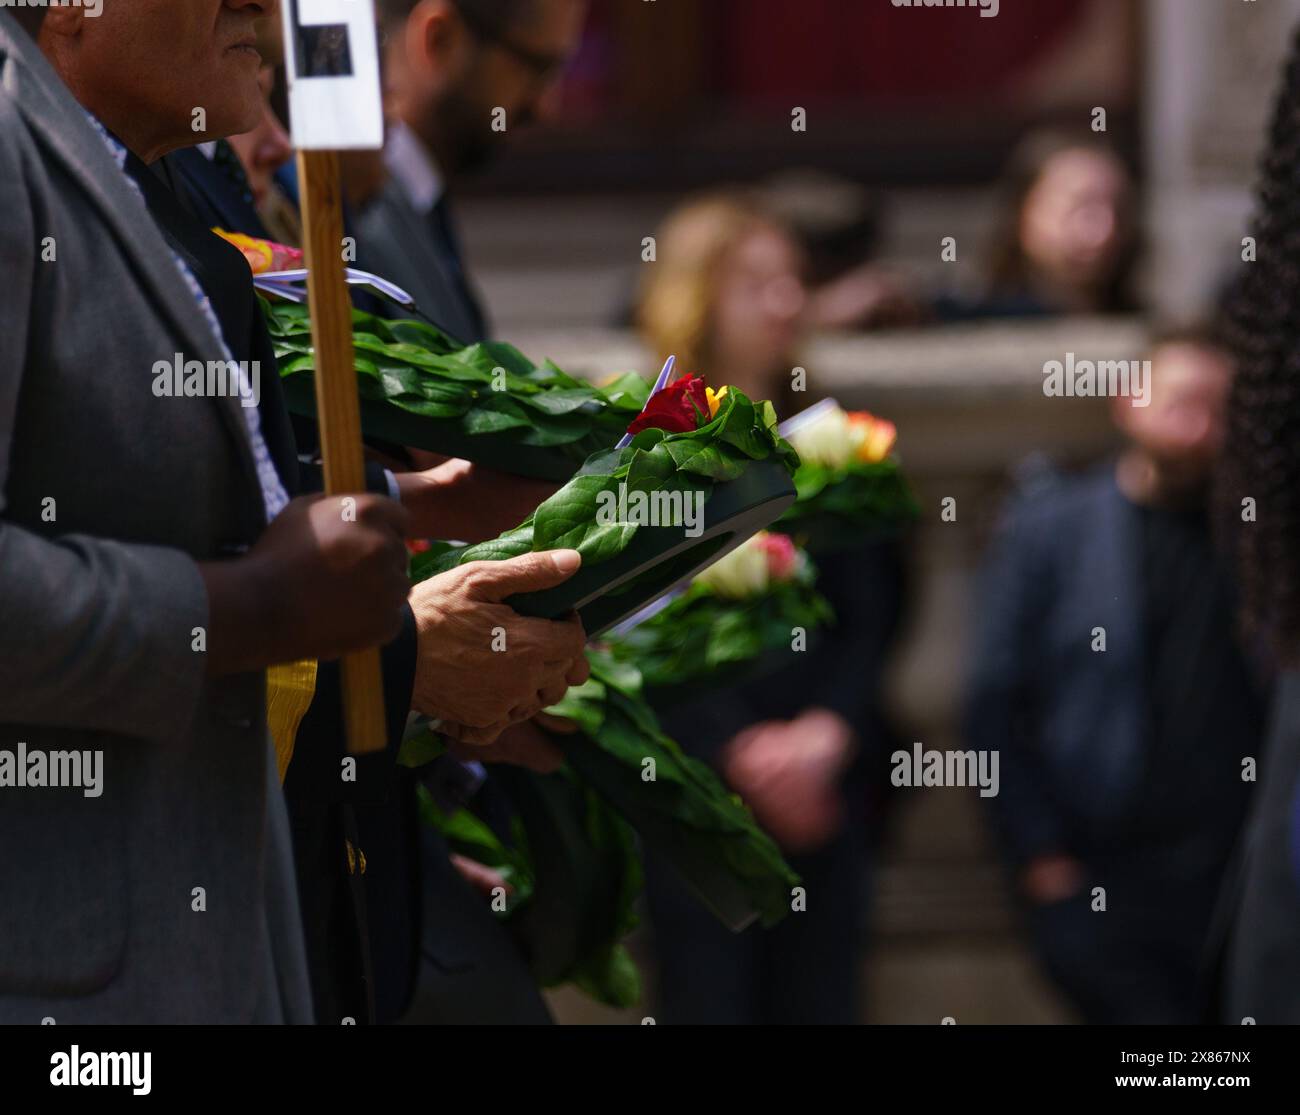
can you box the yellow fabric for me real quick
[267,660,319,783]
[345,840,367,876]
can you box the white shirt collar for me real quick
[385,121,444,216]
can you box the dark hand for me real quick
[199,493,410,674]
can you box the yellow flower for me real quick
[215,229,273,274]
[706,385,729,418]
[211,228,303,275]
[788,404,899,468]
[848,412,898,464]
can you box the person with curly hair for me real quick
[1218,26,1300,1027]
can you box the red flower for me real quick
[627,373,710,436]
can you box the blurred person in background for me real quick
[365,0,588,342]
[640,195,807,408]
[761,169,923,332]
[967,327,1267,1024]
[635,193,907,1024]
[936,130,1139,322]
[223,62,300,245]
[1218,26,1300,1025]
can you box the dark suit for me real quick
[152,149,421,1023]
[353,179,551,1025]
[645,540,906,1025]
[967,462,1264,1023]
[178,149,551,1024]
[168,144,265,239]
[354,180,489,343]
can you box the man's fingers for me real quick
[441,720,507,747]
[354,493,411,537]
[451,721,566,773]
[384,536,412,578]
[466,549,582,601]
[496,722,565,773]
[507,702,542,723]
[564,654,590,687]
[534,712,580,735]
[525,613,587,664]
[517,736,564,774]
[537,682,568,709]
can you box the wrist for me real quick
[407,579,442,688]
[197,555,278,675]
[242,550,291,663]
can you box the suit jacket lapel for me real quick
[382,184,482,343]
[167,146,271,240]
[0,19,264,513]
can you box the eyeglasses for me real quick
[447,0,568,84]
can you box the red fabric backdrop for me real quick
[714,0,1093,103]
[563,0,1095,113]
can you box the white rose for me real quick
[694,533,770,599]
[786,404,856,469]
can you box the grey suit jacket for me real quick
[0,16,311,1022]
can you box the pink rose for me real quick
[756,532,798,582]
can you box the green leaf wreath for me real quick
[401,645,800,1006]
[262,298,649,471]
[414,770,644,1009]
[545,647,800,930]
[604,532,835,697]
[408,385,800,582]
[393,376,805,1002]
[778,403,919,551]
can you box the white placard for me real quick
[281,0,384,150]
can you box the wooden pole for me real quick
[296,148,387,755]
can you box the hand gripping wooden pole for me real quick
[296,149,387,755]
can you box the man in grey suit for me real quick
[0,5,398,1024]
[0,2,587,1023]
